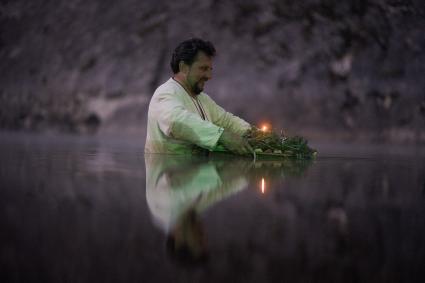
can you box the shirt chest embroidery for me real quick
[189,96,209,121]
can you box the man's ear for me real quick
[179,61,189,75]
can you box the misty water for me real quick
[1,132,424,282]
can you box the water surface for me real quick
[1,133,424,282]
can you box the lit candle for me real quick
[261,125,268,132]
[261,178,265,194]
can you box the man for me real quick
[145,38,253,155]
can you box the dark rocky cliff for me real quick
[1,0,424,142]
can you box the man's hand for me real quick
[219,129,253,155]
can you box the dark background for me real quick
[1,0,424,142]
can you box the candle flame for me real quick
[261,125,268,132]
[261,178,265,194]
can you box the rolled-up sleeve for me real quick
[203,95,251,135]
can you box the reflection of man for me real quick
[145,38,253,155]
[145,155,249,263]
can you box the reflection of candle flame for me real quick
[261,178,265,194]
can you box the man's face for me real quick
[185,51,213,95]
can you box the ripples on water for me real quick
[1,133,424,282]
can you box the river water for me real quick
[1,132,424,282]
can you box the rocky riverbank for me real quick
[1,0,424,142]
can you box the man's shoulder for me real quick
[154,78,178,95]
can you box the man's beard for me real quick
[192,80,205,95]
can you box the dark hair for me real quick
[170,38,216,74]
